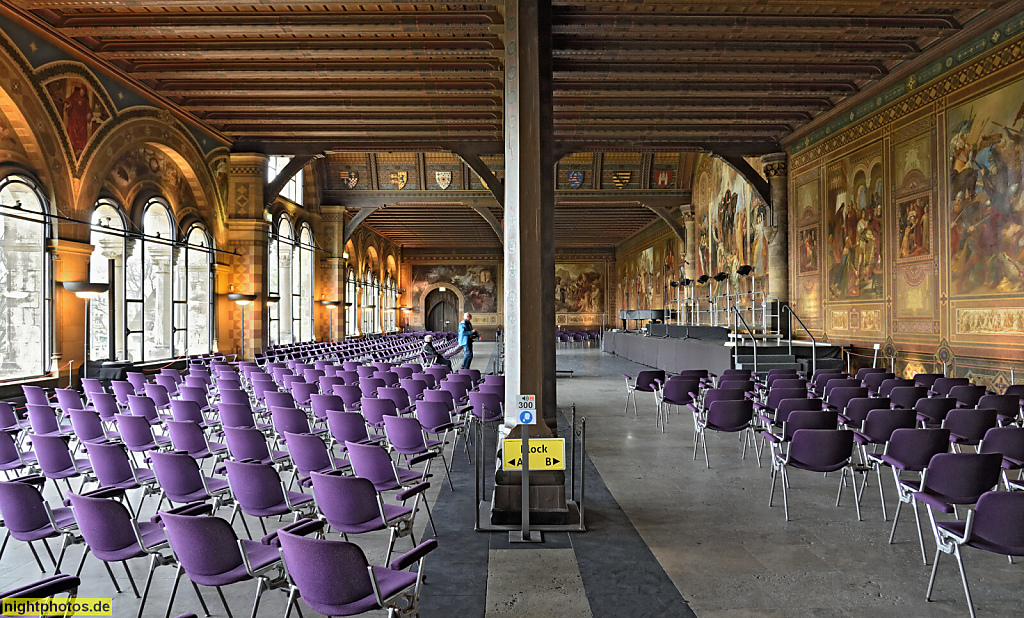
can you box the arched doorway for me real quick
[424,288,459,332]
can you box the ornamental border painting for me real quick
[825,142,885,301]
[946,75,1024,297]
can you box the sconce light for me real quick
[321,300,340,309]
[62,281,109,299]
[438,286,446,292]
[266,295,280,306]
[227,293,258,306]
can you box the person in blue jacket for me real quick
[458,312,479,369]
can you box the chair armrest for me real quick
[79,486,127,501]
[409,452,436,466]
[389,539,439,571]
[913,491,956,514]
[0,574,80,600]
[151,501,214,524]
[11,474,47,489]
[261,517,325,547]
[396,482,430,502]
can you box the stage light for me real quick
[736,265,753,276]
[669,281,679,288]
[681,278,693,286]
[697,275,710,284]
[713,272,729,282]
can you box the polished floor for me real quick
[1,344,1020,617]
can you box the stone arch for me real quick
[419,281,465,330]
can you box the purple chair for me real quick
[224,459,315,538]
[80,378,106,404]
[149,451,231,511]
[318,375,346,396]
[54,389,94,416]
[169,399,217,432]
[622,370,665,416]
[824,386,868,415]
[821,377,861,399]
[31,433,95,499]
[915,397,957,428]
[127,395,167,426]
[115,414,171,457]
[416,401,464,462]
[270,407,328,445]
[155,374,181,398]
[889,386,929,410]
[878,378,914,398]
[913,373,945,389]
[925,491,1024,618]
[265,390,297,412]
[943,408,998,450]
[358,377,386,399]
[439,381,470,407]
[159,511,286,618]
[26,404,72,438]
[0,430,36,478]
[949,384,987,409]
[873,428,952,564]
[839,396,891,428]
[930,377,970,397]
[853,408,918,519]
[694,399,756,469]
[757,396,822,431]
[393,367,414,380]
[277,526,436,618]
[165,420,227,468]
[467,391,503,424]
[22,385,57,409]
[361,398,400,431]
[223,426,290,467]
[0,479,78,572]
[219,402,272,433]
[655,378,702,432]
[977,393,1021,426]
[144,384,173,412]
[85,441,158,515]
[769,428,859,521]
[111,381,137,408]
[0,401,29,434]
[374,371,400,388]
[909,452,1001,567]
[383,415,449,490]
[67,492,171,615]
[309,393,346,424]
[337,370,360,385]
[310,470,424,562]
[399,378,428,403]
[356,365,377,379]
[126,372,148,395]
[760,408,837,464]
[864,372,896,396]
[177,386,212,414]
[90,393,121,425]
[412,372,438,390]
[979,426,1024,489]
[377,387,416,415]
[283,431,350,489]
[326,411,384,452]
[332,384,364,411]
[290,382,320,410]
[856,367,887,381]
[345,441,434,535]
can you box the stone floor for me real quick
[2,342,1020,617]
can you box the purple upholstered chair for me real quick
[115,413,171,456]
[224,459,315,538]
[358,378,386,399]
[127,395,167,426]
[90,393,121,425]
[332,384,365,411]
[177,386,212,414]
[165,420,227,469]
[0,401,29,434]
[383,415,449,490]
[85,441,158,516]
[467,391,503,424]
[31,433,95,499]
[915,397,957,428]
[26,404,72,438]
[622,370,665,416]
[839,396,891,429]
[694,399,756,469]
[864,372,896,396]
[68,409,119,445]
[54,389,94,416]
[126,372,148,395]
[374,371,400,388]
[327,411,384,453]
[345,441,434,534]
[878,378,914,398]
[977,393,1022,426]
[0,479,78,572]
[769,428,859,521]
[925,491,1024,618]
[930,377,970,397]
[144,384,174,412]
[824,386,868,416]
[223,426,289,467]
[361,398,400,432]
[949,384,988,409]
[872,428,951,564]
[270,407,328,445]
[310,470,426,562]
[979,426,1024,489]
[219,402,272,433]
[265,390,297,412]
[0,430,36,478]
[159,511,286,618]
[356,365,377,379]
[154,374,180,399]
[890,386,929,410]
[944,408,998,450]
[67,492,170,615]
[377,387,416,415]
[169,400,217,432]
[277,526,436,618]
[913,373,945,389]
[149,451,231,511]
[284,431,350,489]
[853,408,918,520]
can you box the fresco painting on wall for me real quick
[895,132,934,191]
[947,76,1024,295]
[44,77,110,159]
[409,264,498,313]
[825,143,884,300]
[798,228,819,273]
[956,308,1024,335]
[554,263,605,313]
[896,194,932,260]
[110,147,196,207]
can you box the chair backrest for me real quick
[717,380,754,394]
[702,388,747,408]
[115,414,157,450]
[374,371,400,387]
[270,407,312,439]
[979,426,1024,464]
[223,426,273,463]
[85,441,136,487]
[775,398,824,421]
[337,371,360,385]
[863,372,896,392]
[126,372,147,392]
[144,384,171,408]
[327,411,371,446]
[21,385,51,406]
[91,393,121,423]
[54,388,86,412]
[285,431,333,476]
[309,394,345,422]
[67,493,140,559]
[377,387,412,411]
[789,429,854,467]
[310,472,382,528]
[662,379,700,405]
[822,377,860,398]
[970,491,1024,551]
[393,367,414,380]
[949,384,987,408]
[769,378,807,391]
[411,373,437,389]
[635,370,666,392]
[81,378,106,399]
[361,398,398,427]
[860,408,917,443]
[977,394,1021,420]
[913,373,945,389]
[843,397,892,427]
[127,395,160,423]
[31,433,76,475]
[110,381,135,405]
[440,381,468,400]
[885,428,951,471]
[879,378,914,398]
[166,420,208,454]
[160,513,243,580]
[813,371,847,391]
[0,480,51,536]
[783,410,838,439]
[355,365,376,379]
[178,386,209,409]
[915,397,957,424]
[856,367,887,381]
[170,400,206,425]
[26,404,62,435]
[150,452,205,500]
[318,376,346,395]
[331,384,364,409]
[358,378,385,397]
[399,379,428,402]
[224,460,285,512]
[277,529,375,609]
[931,377,970,396]
[922,452,1002,504]
[218,388,252,409]
[68,409,106,442]
[827,387,869,411]
[765,388,809,410]
[344,441,398,488]
[706,399,753,430]
[0,402,19,432]
[415,400,452,432]
[291,382,320,407]
[0,431,24,468]
[218,402,258,429]
[265,391,297,411]
[155,374,179,396]
[478,383,504,399]
[944,408,999,443]
[468,391,502,421]
[889,386,929,409]
[383,415,427,454]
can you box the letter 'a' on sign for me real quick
[501,438,566,471]
[516,394,537,425]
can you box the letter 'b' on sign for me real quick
[517,394,536,425]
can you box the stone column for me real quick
[683,212,696,281]
[761,153,789,304]
[223,153,268,359]
[322,205,346,340]
[493,0,566,526]
[51,239,94,387]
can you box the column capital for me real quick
[760,152,788,179]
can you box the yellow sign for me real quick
[501,438,566,471]
[3,598,113,616]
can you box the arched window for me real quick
[0,174,50,379]
[89,199,126,361]
[383,275,393,332]
[345,267,357,337]
[361,269,373,334]
[125,197,175,362]
[180,225,212,355]
[371,272,380,334]
[297,225,314,341]
[269,216,294,346]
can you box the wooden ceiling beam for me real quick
[133,69,503,81]
[549,13,961,31]
[26,0,503,7]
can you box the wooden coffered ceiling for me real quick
[8,0,1015,155]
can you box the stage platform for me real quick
[604,331,733,375]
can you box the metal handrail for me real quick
[782,305,816,376]
[730,305,757,374]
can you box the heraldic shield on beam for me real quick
[435,171,452,190]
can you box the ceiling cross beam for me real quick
[265,154,320,208]
[717,154,771,209]
[343,205,382,244]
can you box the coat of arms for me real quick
[567,170,584,189]
[611,171,632,189]
[654,170,674,189]
[342,171,358,189]
[435,171,452,190]
[390,171,408,190]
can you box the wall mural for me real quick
[555,263,605,314]
[825,143,885,300]
[409,263,498,314]
[947,77,1024,296]
[896,195,932,260]
[43,76,110,161]
[109,146,197,208]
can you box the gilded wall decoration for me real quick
[830,310,848,331]
[947,76,1024,296]
[795,175,820,226]
[825,143,885,300]
[409,263,498,314]
[956,308,1024,335]
[896,262,936,319]
[109,146,197,208]
[894,132,934,192]
[555,263,605,314]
